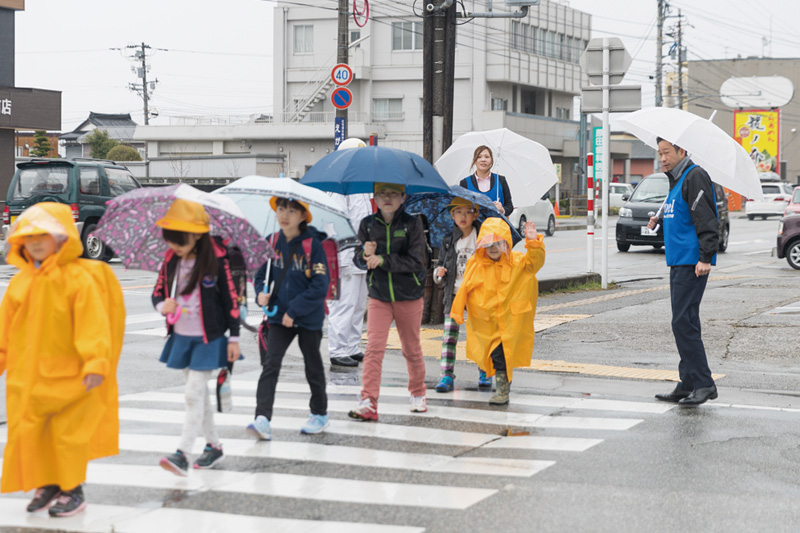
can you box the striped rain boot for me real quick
[489,371,511,405]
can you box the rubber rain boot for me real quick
[489,371,510,405]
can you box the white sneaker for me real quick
[410,395,428,413]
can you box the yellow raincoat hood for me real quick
[1,203,125,493]
[450,217,545,380]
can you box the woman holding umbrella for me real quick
[459,145,514,217]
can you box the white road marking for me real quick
[120,391,643,431]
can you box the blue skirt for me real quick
[159,334,227,371]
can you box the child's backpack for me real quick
[301,237,340,311]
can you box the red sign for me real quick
[331,64,353,86]
[330,87,353,110]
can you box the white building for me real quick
[134,0,591,195]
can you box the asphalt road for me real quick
[1,213,800,532]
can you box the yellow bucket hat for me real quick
[447,196,478,212]
[156,199,210,234]
[269,196,313,223]
[7,204,70,245]
[374,182,405,194]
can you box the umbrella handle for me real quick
[260,285,279,317]
[166,307,183,325]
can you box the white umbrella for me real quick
[616,107,764,201]
[434,128,559,207]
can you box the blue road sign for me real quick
[331,87,353,110]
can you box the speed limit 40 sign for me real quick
[331,64,353,86]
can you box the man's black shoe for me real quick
[331,356,359,367]
[351,353,364,362]
[678,385,718,406]
[655,384,692,403]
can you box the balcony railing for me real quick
[168,112,371,126]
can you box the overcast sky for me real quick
[12,0,800,131]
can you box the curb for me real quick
[538,272,601,293]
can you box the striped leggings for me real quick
[439,317,460,378]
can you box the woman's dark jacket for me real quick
[460,174,514,216]
[353,208,427,302]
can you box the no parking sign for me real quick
[331,87,353,110]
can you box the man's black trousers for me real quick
[670,265,714,390]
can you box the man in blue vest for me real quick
[648,137,719,406]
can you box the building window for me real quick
[556,107,570,120]
[293,25,313,54]
[491,97,508,111]
[392,21,422,51]
[529,26,537,54]
[351,30,361,48]
[373,98,404,121]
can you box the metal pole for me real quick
[655,0,664,107]
[337,0,349,137]
[677,9,683,110]
[140,43,150,126]
[601,38,610,289]
[587,153,594,273]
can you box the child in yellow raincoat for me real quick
[450,217,544,404]
[0,203,124,517]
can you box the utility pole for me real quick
[337,0,349,137]
[655,0,664,107]
[127,43,154,125]
[423,2,456,164]
[676,9,683,110]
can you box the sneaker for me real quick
[48,485,86,517]
[435,375,454,393]
[26,485,60,513]
[193,443,224,469]
[246,415,272,440]
[160,449,189,477]
[478,370,493,389]
[300,413,330,434]
[348,398,378,421]
[410,395,428,413]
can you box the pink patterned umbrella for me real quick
[93,183,275,274]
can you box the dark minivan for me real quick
[615,172,730,253]
[2,158,141,260]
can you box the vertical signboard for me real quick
[592,127,604,182]
[734,109,780,173]
[334,117,345,150]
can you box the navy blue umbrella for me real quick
[404,185,522,249]
[300,146,450,195]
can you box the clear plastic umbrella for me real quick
[616,107,764,201]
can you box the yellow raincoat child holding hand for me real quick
[450,217,544,404]
[0,203,124,517]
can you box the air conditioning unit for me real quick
[289,170,299,179]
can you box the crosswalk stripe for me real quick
[120,391,643,431]
[119,407,604,452]
[275,381,673,414]
[0,429,551,478]
[0,499,424,533]
[0,460,496,510]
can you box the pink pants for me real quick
[361,298,426,405]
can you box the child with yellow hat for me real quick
[432,196,485,392]
[152,198,241,476]
[0,203,124,517]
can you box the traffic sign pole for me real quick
[587,153,594,273]
[601,38,610,289]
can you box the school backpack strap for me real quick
[301,237,339,315]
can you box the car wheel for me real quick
[82,223,110,261]
[517,215,526,235]
[718,224,729,252]
[545,215,556,236]
[787,240,800,270]
[617,242,630,252]
[652,244,663,249]
[761,215,768,220]
[747,214,755,220]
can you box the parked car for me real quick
[508,193,556,237]
[608,183,634,208]
[783,186,800,217]
[777,214,800,269]
[745,181,794,220]
[615,172,730,252]
[2,158,141,260]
